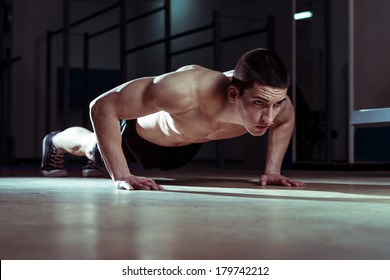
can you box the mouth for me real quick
[256,125,270,131]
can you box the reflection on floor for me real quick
[1,167,390,260]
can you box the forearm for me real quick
[260,118,305,187]
[264,119,294,175]
[90,104,131,182]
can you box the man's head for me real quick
[232,48,290,93]
[228,49,290,136]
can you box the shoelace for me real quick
[49,147,66,168]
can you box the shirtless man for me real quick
[41,48,305,190]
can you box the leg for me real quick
[52,127,96,160]
[41,127,103,177]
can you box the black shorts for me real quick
[91,119,203,171]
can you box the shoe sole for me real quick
[82,169,108,177]
[41,169,69,177]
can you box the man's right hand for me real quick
[115,175,163,191]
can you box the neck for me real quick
[215,93,240,125]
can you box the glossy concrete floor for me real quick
[1,167,390,260]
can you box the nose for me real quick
[261,107,274,125]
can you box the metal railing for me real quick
[45,0,171,131]
[45,0,275,168]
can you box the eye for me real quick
[253,100,266,107]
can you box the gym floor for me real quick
[1,165,390,260]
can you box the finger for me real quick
[289,181,299,187]
[132,178,162,191]
[259,175,268,186]
[152,180,164,190]
[281,179,291,187]
[135,184,151,190]
[285,179,298,186]
[131,181,151,190]
[149,182,164,191]
[143,178,161,190]
[290,180,305,187]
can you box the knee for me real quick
[70,145,84,156]
[82,134,97,160]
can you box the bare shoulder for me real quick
[176,64,207,72]
[175,66,230,101]
[147,66,228,112]
[274,95,295,125]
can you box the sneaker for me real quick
[82,160,108,177]
[41,131,69,177]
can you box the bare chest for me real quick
[137,111,246,146]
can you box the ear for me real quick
[227,85,240,103]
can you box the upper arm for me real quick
[90,77,159,120]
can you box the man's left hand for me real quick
[259,174,305,187]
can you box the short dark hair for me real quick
[232,48,290,92]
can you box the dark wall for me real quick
[8,0,294,165]
[354,0,390,110]
[353,0,390,163]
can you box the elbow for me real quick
[89,97,107,122]
[89,99,99,120]
[89,96,119,123]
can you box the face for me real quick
[229,83,288,136]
